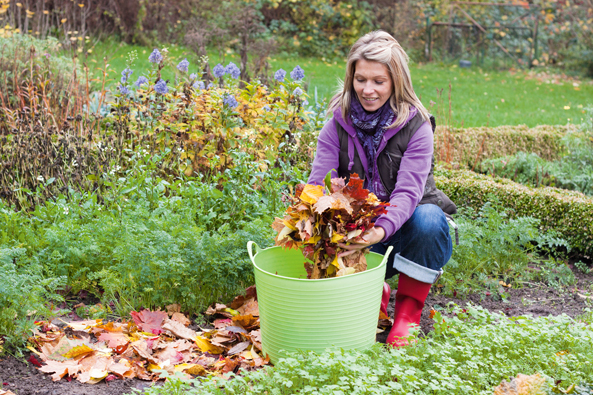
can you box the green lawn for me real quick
[82,40,593,128]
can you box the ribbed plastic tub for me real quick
[248,241,391,364]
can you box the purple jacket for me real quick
[307,107,434,241]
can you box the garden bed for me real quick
[2,261,592,395]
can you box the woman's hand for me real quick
[337,226,385,257]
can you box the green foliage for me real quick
[0,246,65,355]
[436,167,593,258]
[0,150,288,317]
[261,0,375,58]
[132,304,593,394]
[441,203,573,296]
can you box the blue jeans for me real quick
[370,204,452,284]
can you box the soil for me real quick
[2,264,592,395]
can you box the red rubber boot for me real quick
[386,273,432,347]
[380,282,390,317]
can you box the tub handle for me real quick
[247,241,262,262]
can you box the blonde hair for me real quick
[329,30,430,129]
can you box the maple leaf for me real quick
[232,314,259,330]
[39,360,81,381]
[130,310,168,335]
[195,336,225,354]
[237,298,259,317]
[62,344,94,359]
[299,184,324,204]
[342,173,369,201]
[161,318,197,340]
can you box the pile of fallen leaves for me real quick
[27,287,268,384]
[272,173,389,279]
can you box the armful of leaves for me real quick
[271,173,390,279]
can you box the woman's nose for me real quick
[362,82,374,94]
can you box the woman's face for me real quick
[352,59,393,112]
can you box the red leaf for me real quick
[343,174,369,200]
[105,374,117,382]
[130,310,168,335]
[28,354,42,368]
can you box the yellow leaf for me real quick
[63,344,94,359]
[299,185,324,204]
[331,255,340,268]
[331,233,344,242]
[305,235,321,244]
[195,336,224,354]
[175,363,207,376]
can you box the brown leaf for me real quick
[162,318,197,340]
[245,285,257,299]
[493,373,546,395]
[165,304,182,315]
[232,314,259,331]
[227,341,250,355]
[107,361,133,378]
[230,295,246,310]
[237,299,259,317]
[39,360,81,381]
[248,330,262,351]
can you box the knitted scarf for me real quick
[349,94,395,200]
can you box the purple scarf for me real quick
[350,95,395,200]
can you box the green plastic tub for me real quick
[248,241,391,364]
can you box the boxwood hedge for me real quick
[435,168,593,258]
[434,124,572,169]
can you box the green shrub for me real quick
[131,304,593,394]
[0,247,65,355]
[435,168,593,258]
[478,107,593,196]
[441,203,573,297]
[434,124,569,169]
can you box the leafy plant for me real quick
[0,247,65,355]
[130,304,593,394]
[440,203,574,297]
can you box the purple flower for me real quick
[303,99,309,106]
[154,79,168,94]
[121,68,133,84]
[274,69,286,82]
[212,64,226,78]
[118,84,130,95]
[135,76,148,87]
[207,82,214,89]
[290,65,305,81]
[293,87,303,96]
[148,49,163,64]
[223,94,238,109]
[193,80,205,90]
[189,73,198,80]
[263,105,271,111]
[225,62,241,79]
[177,58,189,73]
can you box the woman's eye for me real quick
[376,81,384,85]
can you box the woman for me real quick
[307,30,457,347]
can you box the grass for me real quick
[80,39,593,128]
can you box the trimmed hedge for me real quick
[435,168,593,258]
[434,124,574,169]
